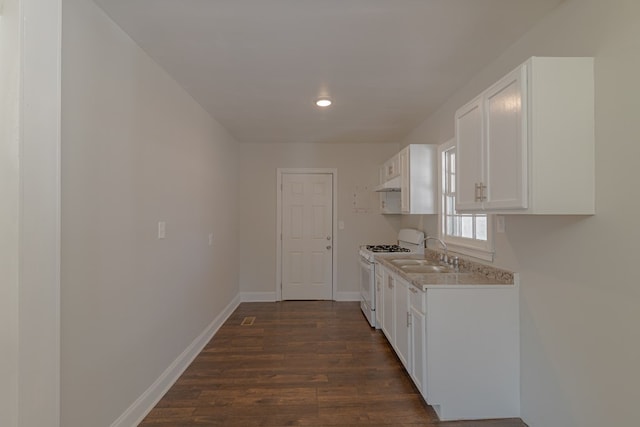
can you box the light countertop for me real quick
[375,252,516,291]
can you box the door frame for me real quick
[276,168,338,301]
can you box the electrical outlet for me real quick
[158,221,166,239]
[496,216,506,233]
[208,233,214,246]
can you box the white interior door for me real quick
[281,173,333,300]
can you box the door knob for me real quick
[326,245,332,250]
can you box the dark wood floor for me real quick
[140,301,526,427]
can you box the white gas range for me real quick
[359,228,425,328]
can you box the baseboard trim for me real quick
[240,291,360,302]
[110,293,241,427]
[240,292,277,302]
[335,291,361,302]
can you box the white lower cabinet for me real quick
[381,268,395,342]
[393,277,410,370]
[379,267,520,421]
[374,264,383,329]
[380,266,425,392]
[408,287,426,394]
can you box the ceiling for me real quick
[94,0,564,144]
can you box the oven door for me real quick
[359,256,375,327]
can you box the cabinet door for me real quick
[399,147,410,213]
[455,96,484,211]
[378,165,386,185]
[382,272,395,342]
[375,268,383,329]
[385,154,400,180]
[380,192,401,214]
[485,65,528,209]
[394,279,410,370]
[410,306,426,395]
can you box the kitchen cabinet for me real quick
[393,277,410,370]
[374,263,383,329]
[378,264,424,395]
[399,148,411,212]
[399,144,437,214]
[382,154,400,182]
[379,192,401,214]
[408,286,426,394]
[379,264,520,421]
[375,144,437,215]
[425,286,519,421]
[381,267,395,342]
[380,266,414,373]
[456,67,526,211]
[455,95,484,211]
[455,56,595,214]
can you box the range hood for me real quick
[374,176,401,192]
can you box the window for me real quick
[439,139,494,261]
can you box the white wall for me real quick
[61,1,239,426]
[0,1,21,426]
[401,1,640,426]
[16,0,63,425]
[238,142,401,298]
[2,1,63,426]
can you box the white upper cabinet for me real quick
[485,66,528,210]
[455,57,595,214]
[400,144,437,214]
[399,148,410,212]
[376,144,437,214]
[455,96,484,211]
[384,154,401,181]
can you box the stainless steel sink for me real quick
[389,259,454,273]
[399,265,454,274]
[389,259,440,267]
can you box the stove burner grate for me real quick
[365,245,411,253]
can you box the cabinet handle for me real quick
[407,312,411,327]
[475,182,488,202]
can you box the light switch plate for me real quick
[158,221,166,239]
[208,233,213,246]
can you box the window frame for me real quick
[438,138,495,262]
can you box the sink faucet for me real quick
[424,236,448,264]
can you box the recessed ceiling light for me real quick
[316,98,332,107]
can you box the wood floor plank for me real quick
[139,301,526,427]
